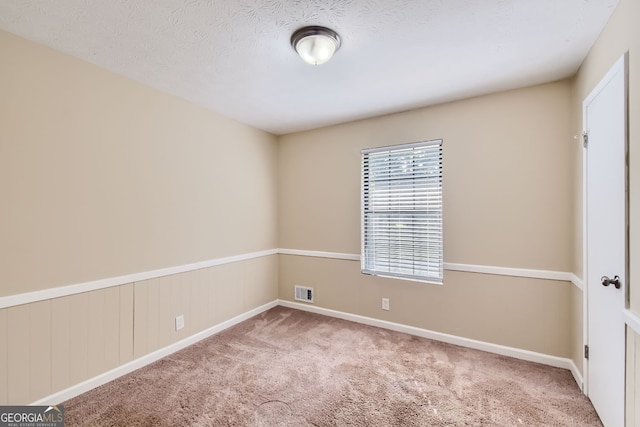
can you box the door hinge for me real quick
[582,131,589,148]
[584,344,589,360]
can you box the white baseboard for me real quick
[32,300,279,405]
[569,359,584,391]
[32,298,584,405]
[278,300,576,372]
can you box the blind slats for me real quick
[361,140,443,283]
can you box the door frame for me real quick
[581,52,629,397]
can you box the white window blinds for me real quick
[361,140,443,283]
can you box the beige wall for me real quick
[1,286,133,404]
[0,29,279,404]
[628,328,640,426]
[278,81,575,357]
[133,255,277,359]
[279,256,571,356]
[0,30,278,296]
[570,286,584,374]
[5,0,638,405]
[0,256,277,404]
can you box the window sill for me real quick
[362,271,443,285]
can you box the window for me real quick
[361,140,443,283]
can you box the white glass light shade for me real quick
[291,26,341,65]
[295,34,337,65]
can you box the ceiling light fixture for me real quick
[291,26,341,65]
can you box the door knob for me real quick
[601,275,621,289]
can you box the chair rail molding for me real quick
[1,248,579,309]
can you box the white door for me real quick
[584,54,627,427]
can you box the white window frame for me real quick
[361,139,443,284]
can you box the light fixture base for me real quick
[291,26,341,65]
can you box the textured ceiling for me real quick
[0,0,620,135]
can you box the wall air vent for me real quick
[294,285,314,303]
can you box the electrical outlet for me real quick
[175,314,185,331]
[382,298,390,311]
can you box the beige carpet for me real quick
[63,306,602,426]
